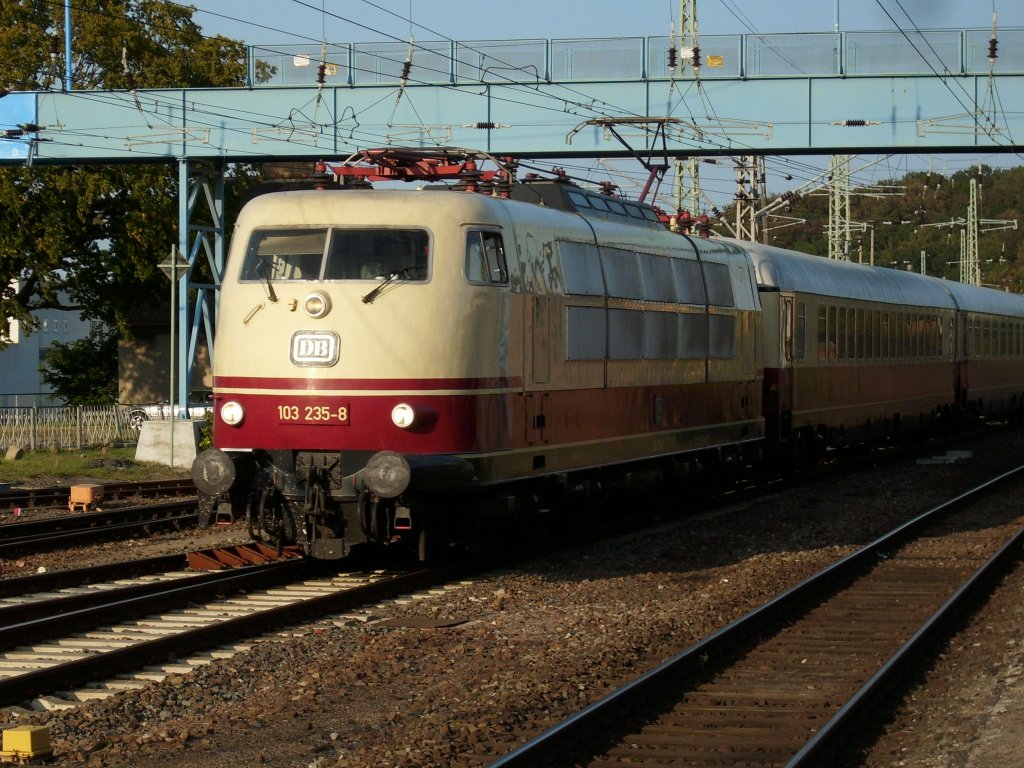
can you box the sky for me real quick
[188,1,1023,46]
[182,0,1024,214]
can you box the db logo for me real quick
[291,331,339,367]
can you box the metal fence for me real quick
[249,27,1024,86]
[0,405,137,452]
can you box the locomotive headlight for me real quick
[303,291,331,319]
[391,403,416,429]
[220,400,245,426]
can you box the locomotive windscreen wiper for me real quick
[254,257,279,303]
[361,265,418,304]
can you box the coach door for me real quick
[764,292,796,441]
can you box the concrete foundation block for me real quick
[135,420,202,469]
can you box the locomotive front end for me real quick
[194,188,507,559]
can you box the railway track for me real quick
[489,465,1024,767]
[0,557,470,712]
[0,499,200,555]
[0,478,196,511]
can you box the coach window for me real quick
[837,307,848,359]
[871,311,880,359]
[854,308,863,358]
[817,306,828,361]
[795,302,806,360]
[465,230,508,284]
[828,306,838,360]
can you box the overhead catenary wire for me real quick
[3,0,1020,211]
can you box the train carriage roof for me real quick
[933,278,1024,318]
[740,240,958,310]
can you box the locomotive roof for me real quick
[443,179,667,230]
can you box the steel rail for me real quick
[787,523,1024,767]
[487,464,1024,767]
[0,566,231,628]
[0,478,196,509]
[0,562,451,708]
[0,554,189,598]
[0,500,199,555]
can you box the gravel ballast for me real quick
[2,427,1023,767]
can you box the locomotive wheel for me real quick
[252,488,298,554]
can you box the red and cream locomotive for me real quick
[191,149,1024,558]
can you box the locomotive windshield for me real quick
[239,228,430,282]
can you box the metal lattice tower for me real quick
[677,0,699,80]
[734,155,766,242]
[827,155,852,260]
[961,177,980,285]
[674,157,701,219]
[922,172,1016,285]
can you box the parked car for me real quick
[124,390,213,431]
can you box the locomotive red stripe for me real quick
[212,380,762,454]
[214,375,524,391]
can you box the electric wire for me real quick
[2,1,1021,209]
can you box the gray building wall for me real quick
[1,307,96,407]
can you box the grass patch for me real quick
[0,447,189,486]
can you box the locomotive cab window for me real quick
[326,229,429,281]
[465,231,508,284]
[240,228,429,283]
[240,229,328,282]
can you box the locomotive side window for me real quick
[465,230,508,284]
[559,240,604,296]
[680,313,709,358]
[703,262,735,307]
[240,229,328,282]
[600,247,643,299]
[608,309,643,359]
[708,314,736,358]
[566,306,607,360]
[637,252,676,303]
[643,311,677,358]
[671,259,707,305]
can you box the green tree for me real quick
[0,0,262,347]
[757,165,1024,289]
[39,327,118,404]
